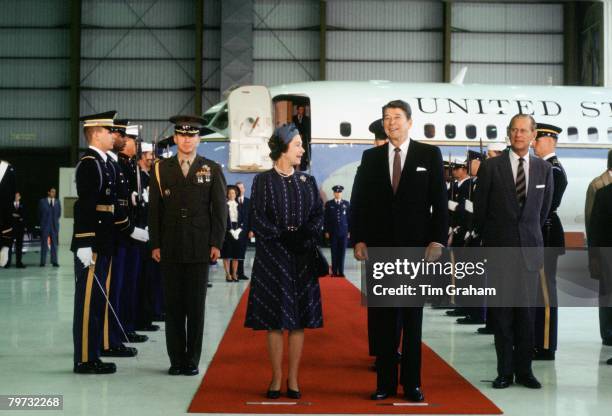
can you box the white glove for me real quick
[130,227,149,242]
[0,247,9,267]
[229,228,242,240]
[465,200,474,213]
[448,200,458,212]
[142,187,149,203]
[77,247,94,268]
[131,191,137,206]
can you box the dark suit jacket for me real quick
[11,202,25,231]
[351,140,448,247]
[474,150,553,271]
[589,183,612,247]
[38,197,61,234]
[148,154,228,263]
[0,162,16,246]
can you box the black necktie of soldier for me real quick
[516,157,526,207]
[392,147,401,194]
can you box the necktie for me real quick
[392,147,401,194]
[181,159,190,178]
[49,199,52,208]
[516,157,526,208]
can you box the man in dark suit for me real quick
[589,182,612,365]
[235,181,251,280]
[532,123,567,361]
[351,100,448,402]
[149,115,227,376]
[474,114,553,389]
[292,105,311,170]
[7,192,26,268]
[0,160,16,267]
[38,187,61,267]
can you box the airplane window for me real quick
[608,127,612,141]
[567,127,578,141]
[445,124,456,139]
[424,124,435,138]
[486,125,497,139]
[211,105,228,130]
[466,125,477,139]
[340,122,351,137]
[588,127,598,142]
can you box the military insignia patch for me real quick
[164,189,171,196]
[197,165,212,183]
[300,175,306,182]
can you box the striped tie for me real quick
[516,157,526,208]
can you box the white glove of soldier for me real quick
[142,187,149,203]
[130,227,149,242]
[465,200,474,213]
[448,200,458,212]
[131,191,137,206]
[229,228,242,240]
[77,247,94,268]
[0,247,9,267]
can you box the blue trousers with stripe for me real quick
[104,245,127,350]
[73,254,111,364]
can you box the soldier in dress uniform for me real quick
[148,115,227,376]
[0,159,16,267]
[324,185,350,277]
[369,118,388,147]
[532,123,567,360]
[71,112,120,374]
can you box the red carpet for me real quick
[189,277,502,414]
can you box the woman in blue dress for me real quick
[244,123,324,399]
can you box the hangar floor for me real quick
[0,248,610,416]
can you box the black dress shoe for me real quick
[266,390,281,399]
[127,332,148,343]
[207,282,213,288]
[602,338,612,346]
[607,357,612,365]
[445,309,467,317]
[16,263,26,269]
[39,263,45,267]
[404,387,424,402]
[101,345,138,357]
[238,275,249,280]
[286,381,301,399]
[370,390,395,400]
[168,365,182,375]
[515,374,542,389]
[136,324,160,332]
[152,314,166,322]
[456,316,485,325]
[182,364,199,376]
[533,349,555,361]
[492,375,513,389]
[52,263,60,267]
[74,360,116,374]
[477,326,494,334]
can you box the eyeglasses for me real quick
[509,128,533,135]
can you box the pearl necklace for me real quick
[274,165,294,178]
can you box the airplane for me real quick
[171,75,612,246]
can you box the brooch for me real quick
[196,165,212,183]
[299,175,306,182]
[164,189,171,196]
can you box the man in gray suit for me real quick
[39,187,61,267]
[474,114,553,390]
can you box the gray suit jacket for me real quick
[474,150,553,271]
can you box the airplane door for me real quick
[227,86,274,172]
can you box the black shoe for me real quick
[370,390,395,400]
[286,381,301,399]
[101,345,138,357]
[515,374,541,389]
[492,375,513,389]
[39,263,45,267]
[602,338,612,346]
[456,316,485,325]
[152,314,166,322]
[127,332,148,343]
[52,263,60,267]
[238,275,249,280]
[182,364,199,376]
[74,360,116,374]
[136,324,160,332]
[404,387,424,402]
[207,282,213,288]
[16,263,26,269]
[266,390,281,399]
[533,349,555,361]
[168,365,182,375]
[445,309,467,317]
[477,326,494,334]
[607,357,612,365]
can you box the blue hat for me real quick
[274,123,300,145]
[332,185,344,193]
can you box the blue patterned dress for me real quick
[244,169,324,330]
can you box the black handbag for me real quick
[312,245,329,277]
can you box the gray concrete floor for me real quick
[0,247,610,415]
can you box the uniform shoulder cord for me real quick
[154,160,163,196]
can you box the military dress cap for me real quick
[368,119,386,140]
[79,111,117,128]
[169,115,204,135]
[125,124,140,137]
[536,123,562,140]
[450,157,467,169]
[487,142,507,152]
[274,123,300,144]
[332,185,344,193]
[112,118,129,135]
[467,150,485,161]
[140,142,153,152]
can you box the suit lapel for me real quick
[397,140,418,194]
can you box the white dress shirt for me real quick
[387,138,410,183]
[107,150,118,162]
[509,149,530,193]
[89,145,108,162]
